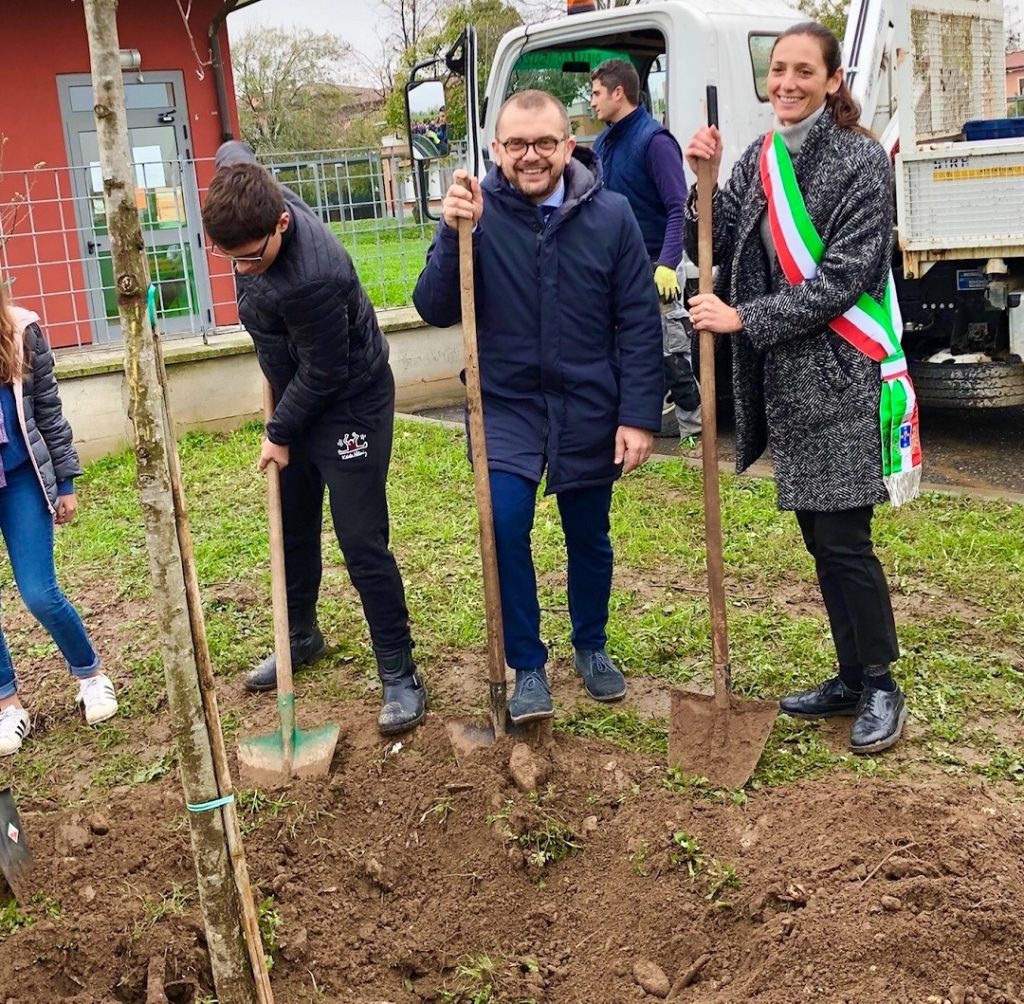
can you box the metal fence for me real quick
[0,144,462,350]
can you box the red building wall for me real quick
[0,0,241,345]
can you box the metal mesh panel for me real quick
[0,145,460,350]
[901,146,1024,246]
[911,3,1007,140]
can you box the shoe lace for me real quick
[589,651,616,676]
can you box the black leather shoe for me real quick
[244,625,327,693]
[850,686,907,754]
[377,648,427,736]
[779,676,863,719]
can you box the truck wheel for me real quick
[657,393,679,438]
[909,360,1024,409]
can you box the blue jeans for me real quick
[490,471,613,671]
[0,463,99,699]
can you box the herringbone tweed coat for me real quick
[685,111,893,511]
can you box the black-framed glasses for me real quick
[211,231,272,264]
[497,135,566,158]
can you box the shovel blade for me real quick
[445,715,553,758]
[0,789,33,902]
[668,689,778,790]
[237,722,341,789]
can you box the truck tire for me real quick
[908,360,1024,409]
[657,393,679,438]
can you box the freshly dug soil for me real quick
[2,686,1023,1004]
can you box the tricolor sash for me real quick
[759,131,922,506]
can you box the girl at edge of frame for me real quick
[0,275,118,757]
[684,21,911,754]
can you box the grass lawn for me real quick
[3,418,1023,799]
[331,219,434,311]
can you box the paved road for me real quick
[411,402,1024,502]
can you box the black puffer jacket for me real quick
[9,308,82,509]
[215,142,389,445]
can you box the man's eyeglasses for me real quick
[497,135,566,158]
[211,231,272,264]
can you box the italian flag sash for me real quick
[759,131,922,506]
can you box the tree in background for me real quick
[233,26,354,154]
[383,0,522,140]
[797,0,850,39]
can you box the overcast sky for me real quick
[227,0,1024,83]
[227,0,387,83]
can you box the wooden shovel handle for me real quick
[457,175,508,731]
[263,381,296,765]
[696,87,732,707]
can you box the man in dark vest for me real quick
[590,59,701,444]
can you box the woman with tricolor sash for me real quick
[683,22,922,754]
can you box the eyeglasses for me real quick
[497,135,566,158]
[211,231,272,264]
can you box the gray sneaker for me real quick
[573,649,627,701]
[507,669,554,725]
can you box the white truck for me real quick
[406,0,1024,408]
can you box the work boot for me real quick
[849,685,907,754]
[574,648,627,701]
[244,614,326,693]
[507,668,554,725]
[377,648,427,736]
[779,676,863,719]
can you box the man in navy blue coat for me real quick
[413,90,663,724]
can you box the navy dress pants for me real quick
[489,470,613,671]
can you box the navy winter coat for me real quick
[413,151,663,494]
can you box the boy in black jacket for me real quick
[202,142,425,735]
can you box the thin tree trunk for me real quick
[82,2,257,1001]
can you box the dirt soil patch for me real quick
[2,679,1023,1004]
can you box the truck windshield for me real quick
[506,29,667,145]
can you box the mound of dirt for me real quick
[2,702,1023,1004]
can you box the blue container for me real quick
[963,118,1024,141]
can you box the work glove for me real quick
[654,265,681,304]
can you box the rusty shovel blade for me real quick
[668,689,778,791]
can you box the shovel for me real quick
[237,381,340,787]
[668,87,777,790]
[445,175,549,757]
[0,788,32,902]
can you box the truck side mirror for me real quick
[405,79,448,162]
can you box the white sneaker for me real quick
[76,674,118,726]
[0,706,31,756]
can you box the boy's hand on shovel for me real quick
[444,169,484,229]
[258,437,290,471]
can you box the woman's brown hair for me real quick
[772,21,869,134]
[0,276,22,385]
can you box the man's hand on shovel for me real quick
[443,169,484,229]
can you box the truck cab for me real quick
[408,0,1024,408]
[472,0,803,183]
